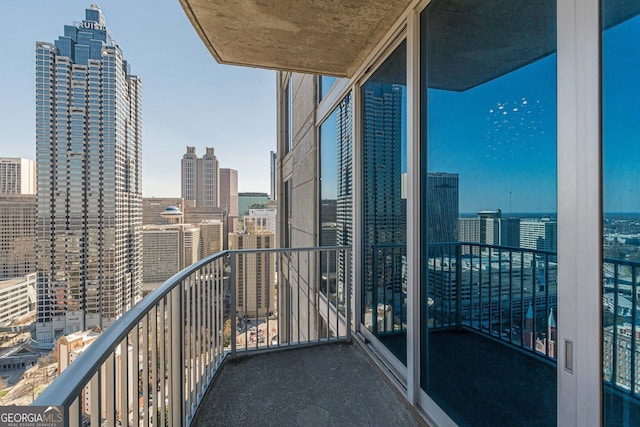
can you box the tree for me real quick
[22,369,43,403]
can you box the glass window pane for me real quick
[361,41,407,364]
[602,2,640,425]
[319,76,337,101]
[319,93,353,305]
[420,1,557,424]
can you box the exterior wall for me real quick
[0,273,37,326]
[142,224,200,283]
[142,227,180,283]
[0,194,36,278]
[199,220,224,257]
[0,158,36,195]
[247,208,277,233]
[520,220,557,252]
[277,72,320,341]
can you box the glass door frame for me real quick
[327,0,603,424]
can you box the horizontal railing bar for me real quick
[35,246,352,413]
[35,252,228,408]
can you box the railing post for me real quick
[346,248,352,341]
[230,253,237,357]
[456,244,462,329]
[170,286,184,426]
[372,246,378,334]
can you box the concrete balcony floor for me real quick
[192,342,425,426]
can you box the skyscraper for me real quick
[362,83,405,313]
[520,219,558,252]
[35,5,142,342]
[0,158,36,194]
[181,146,220,208]
[219,168,238,233]
[229,231,275,317]
[335,95,353,302]
[426,173,459,245]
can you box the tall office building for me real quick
[335,96,353,300]
[0,158,36,194]
[229,231,276,317]
[458,210,520,248]
[270,151,277,201]
[181,146,220,208]
[35,5,142,342]
[520,219,558,252]
[219,168,238,233]
[426,173,459,247]
[0,194,37,278]
[459,217,481,243]
[361,83,405,312]
[199,220,224,258]
[142,224,200,283]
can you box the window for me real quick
[319,93,352,300]
[361,41,407,363]
[319,76,337,102]
[602,3,640,425]
[420,1,557,424]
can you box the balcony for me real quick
[35,246,422,426]
[34,244,640,425]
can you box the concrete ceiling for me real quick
[179,0,640,90]
[179,0,413,78]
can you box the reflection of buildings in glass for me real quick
[458,209,520,248]
[426,173,459,245]
[427,251,557,338]
[362,82,405,314]
[36,5,142,342]
[336,95,353,300]
[321,222,338,294]
[520,219,557,252]
[603,323,640,394]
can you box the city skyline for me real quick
[0,2,275,197]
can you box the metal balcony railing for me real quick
[369,241,639,402]
[34,246,351,427]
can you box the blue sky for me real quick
[428,54,557,214]
[0,1,276,196]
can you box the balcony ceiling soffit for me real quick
[179,0,640,89]
[178,0,413,77]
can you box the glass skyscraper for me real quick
[35,5,142,343]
